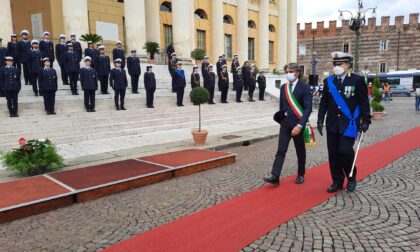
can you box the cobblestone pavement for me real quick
[0,98,418,252]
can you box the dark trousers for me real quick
[0,86,4,97]
[326,131,357,185]
[236,86,243,102]
[146,89,155,107]
[171,73,176,92]
[84,90,96,110]
[42,90,56,113]
[99,75,109,94]
[59,62,69,84]
[259,87,266,100]
[271,122,306,178]
[176,87,184,106]
[233,82,236,91]
[68,72,79,94]
[21,61,30,84]
[130,74,139,93]
[4,91,19,115]
[221,87,228,103]
[29,72,39,95]
[248,85,256,100]
[244,81,249,91]
[114,89,126,108]
[206,87,215,103]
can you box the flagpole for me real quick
[350,132,364,177]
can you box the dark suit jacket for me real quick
[318,73,371,135]
[144,72,156,91]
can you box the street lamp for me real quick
[339,0,377,73]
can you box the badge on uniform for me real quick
[344,85,354,98]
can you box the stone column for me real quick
[287,0,297,62]
[124,0,147,57]
[237,0,249,62]
[0,0,13,43]
[61,0,89,43]
[172,0,193,61]
[145,0,161,44]
[212,0,224,61]
[277,0,288,71]
[258,0,270,70]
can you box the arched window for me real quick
[160,2,172,12]
[223,15,234,24]
[194,9,208,19]
[248,20,256,29]
[269,24,276,32]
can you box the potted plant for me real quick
[1,138,64,176]
[80,33,103,44]
[190,48,206,65]
[143,41,160,64]
[190,87,210,145]
[371,76,385,120]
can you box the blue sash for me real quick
[327,76,360,138]
[175,69,185,79]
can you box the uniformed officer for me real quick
[166,42,175,61]
[56,34,69,85]
[317,52,371,193]
[248,64,257,102]
[84,41,99,69]
[168,52,178,92]
[64,43,81,95]
[7,34,18,68]
[112,41,125,69]
[231,54,240,91]
[38,58,58,115]
[257,70,267,101]
[173,61,186,107]
[0,57,20,116]
[242,60,250,91]
[191,66,200,89]
[97,46,111,94]
[219,65,229,103]
[144,65,156,108]
[39,32,55,68]
[127,49,141,94]
[110,58,128,110]
[203,64,216,105]
[233,67,244,103]
[17,30,31,85]
[0,38,8,67]
[28,40,43,96]
[216,55,224,82]
[68,33,82,62]
[80,56,98,112]
[201,56,210,76]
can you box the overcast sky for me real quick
[297,0,420,28]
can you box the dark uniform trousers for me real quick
[236,87,243,102]
[84,90,96,110]
[259,86,266,100]
[59,62,68,85]
[146,89,155,107]
[114,90,126,108]
[22,62,30,84]
[207,87,215,103]
[221,87,228,103]
[99,75,109,94]
[68,72,79,94]
[130,74,139,93]
[176,88,184,106]
[43,91,56,113]
[30,72,39,94]
[4,91,19,115]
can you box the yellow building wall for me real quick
[269,15,278,71]
[248,10,259,64]
[49,0,64,40]
[223,3,237,65]
[194,0,212,60]
[159,0,173,51]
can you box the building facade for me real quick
[296,13,420,80]
[0,0,298,71]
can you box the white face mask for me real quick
[286,73,296,82]
[333,66,345,76]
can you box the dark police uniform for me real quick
[144,70,156,108]
[201,59,209,76]
[242,63,250,90]
[219,70,229,103]
[80,66,98,112]
[64,49,81,95]
[173,68,186,106]
[231,58,240,91]
[168,57,178,92]
[40,40,55,67]
[38,66,58,114]
[7,40,18,68]
[109,67,128,110]
[84,47,99,68]
[216,59,224,85]
[247,70,257,101]
[56,42,69,85]
[191,71,200,89]
[0,42,7,67]
[17,39,31,84]
[112,47,125,68]
[203,67,216,104]
[97,53,111,94]
[127,55,141,93]
[257,74,266,101]
[67,40,82,62]
[28,48,43,95]
[233,71,244,102]
[0,64,21,116]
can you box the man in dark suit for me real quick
[110,58,128,110]
[168,52,178,93]
[233,67,244,102]
[317,52,371,193]
[203,64,216,105]
[68,33,82,62]
[17,30,31,85]
[64,43,81,95]
[112,41,125,69]
[84,41,99,69]
[231,54,240,91]
[219,65,229,103]
[55,34,69,85]
[242,60,250,91]
[144,65,156,108]
[0,38,8,67]
[0,57,21,117]
[264,63,313,186]
[80,56,98,112]
[96,46,111,94]
[28,40,43,96]
[7,34,18,68]
[201,56,209,76]
[127,49,141,94]
[39,32,55,68]
[216,55,224,82]
[257,70,266,101]
[173,61,186,107]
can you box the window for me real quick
[269,24,276,32]
[380,40,388,52]
[269,41,274,62]
[223,15,234,24]
[194,9,208,19]
[343,42,350,53]
[380,63,386,73]
[160,2,172,12]
[248,20,256,29]
[163,25,173,49]
[248,38,255,60]
[196,30,206,50]
[224,34,232,59]
[299,44,306,56]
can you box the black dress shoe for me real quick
[9,113,14,118]
[14,113,19,117]
[263,176,280,186]
[347,177,357,192]
[34,93,39,97]
[327,184,343,193]
[116,106,120,111]
[86,109,91,112]
[91,109,96,112]
[47,111,51,115]
[121,106,127,110]
[295,175,304,184]
[51,111,56,115]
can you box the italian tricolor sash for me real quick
[284,83,316,147]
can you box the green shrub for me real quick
[143,42,160,60]
[190,87,210,132]
[190,48,206,60]
[372,86,383,103]
[80,33,102,44]
[1,138,64,176]
[371,100,384,112]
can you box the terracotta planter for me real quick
[195,59,202,65]
[191,129,208,145]
[372,111,384,120]
[147,59,156,64]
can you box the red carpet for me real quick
[105,127,420,252]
